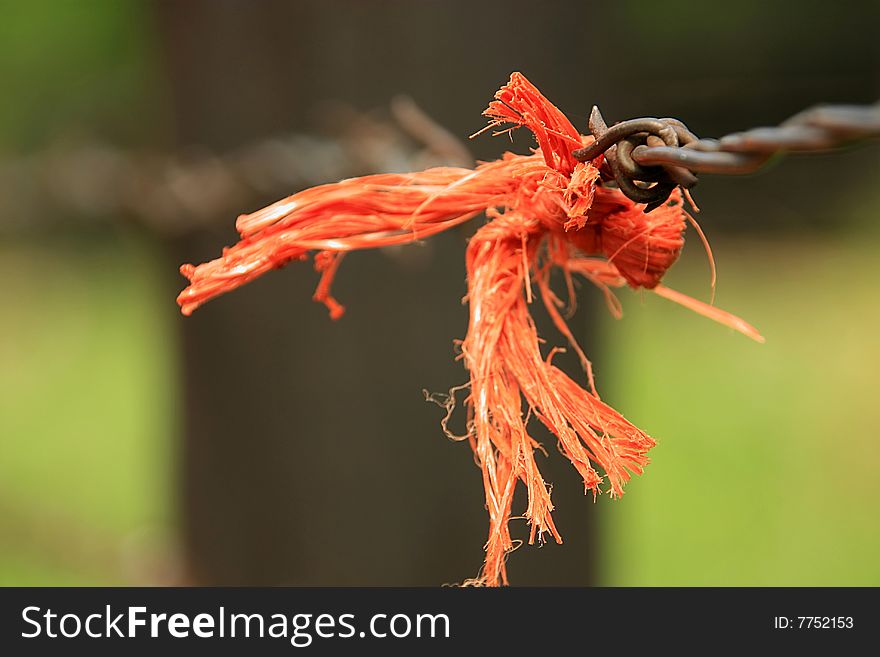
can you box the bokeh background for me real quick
[2,0,879,586]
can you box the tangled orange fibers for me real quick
[177,72,763,586]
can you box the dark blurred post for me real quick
[155,0,607,585]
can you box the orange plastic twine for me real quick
[177,72,763,586]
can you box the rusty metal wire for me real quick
[573,101,880,211]
[0,99,472,237]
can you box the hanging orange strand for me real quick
[177,72,762,586]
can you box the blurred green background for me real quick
[1,0,878,586]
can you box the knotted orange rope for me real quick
[177,72,762,586]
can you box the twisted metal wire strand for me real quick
[573,101,880,211]
[0,98,471,237]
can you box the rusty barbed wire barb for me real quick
[573,100,880,211]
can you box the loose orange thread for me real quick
[177,72,763,586]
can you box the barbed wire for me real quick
[0,99,472,237]
[573,101,880,211]
[6,97,879,228]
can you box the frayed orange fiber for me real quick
[177,72,763,586]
